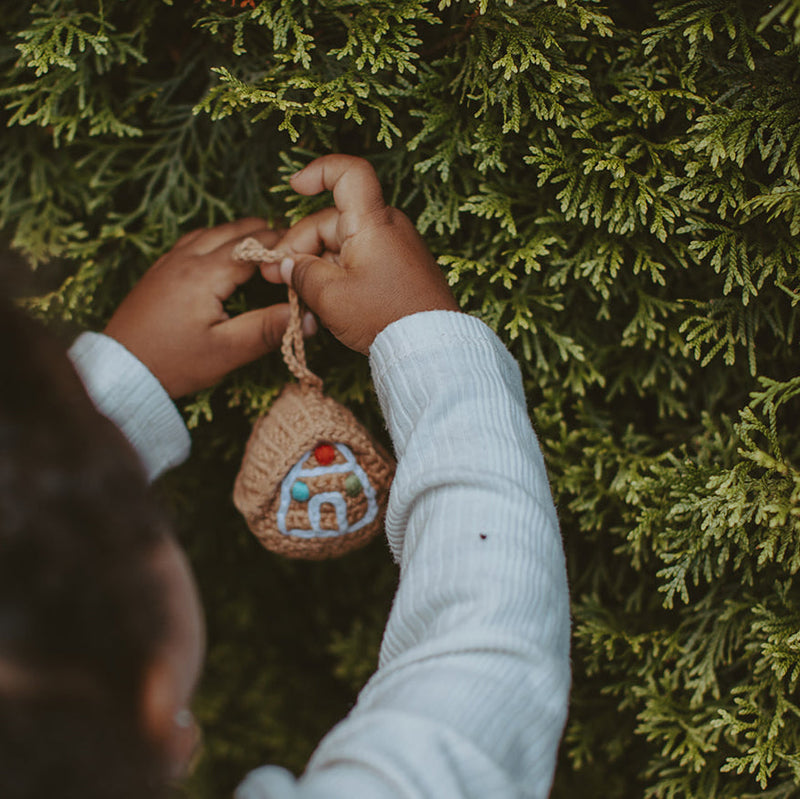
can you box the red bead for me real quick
[314,444,336,466]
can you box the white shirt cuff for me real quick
[68,332,191,481]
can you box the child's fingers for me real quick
[189,218,273,256]
[213,260,259,301]
[272,208,341,271]
[260,251,339,284]
[211,303,292,370]
[215,228,283,263]
[320,250,341,265]
[283,252,343,317]
[259,260,286,284]
[203,229,287,292]
[290,155,384,218]
[173,227,207,249]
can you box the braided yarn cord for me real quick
[281,289,323,392]
[232,238,394,559]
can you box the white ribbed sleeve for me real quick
[67,332,191,481]
[237,311,571,799]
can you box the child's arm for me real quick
[237,156,571,799]
[69,219,305,480]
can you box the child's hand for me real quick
[105,219,306,398]
[264,155,460,354]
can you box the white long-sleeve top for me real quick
[68,311,571,799]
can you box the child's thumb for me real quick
[280,253,340,317]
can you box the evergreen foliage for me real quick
[1,1,799,796]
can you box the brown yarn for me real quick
[231,237,394,559]
[231,238,284,264]
[281,289,323,392]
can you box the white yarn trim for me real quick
[276,443,379,539]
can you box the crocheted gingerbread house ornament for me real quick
[231,238,395,559]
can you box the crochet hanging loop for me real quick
[282,288,323,393]
[231,236,323,392]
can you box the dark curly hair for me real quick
[0,299,173,799]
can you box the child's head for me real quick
[0,299,204,798]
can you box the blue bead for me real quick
[291,481,310,502]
